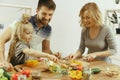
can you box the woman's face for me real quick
[82,10,95,28]
[23,25,33,43]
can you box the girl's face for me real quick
[23,25,33,43]
[82,10,95,28]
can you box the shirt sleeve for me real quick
[105,27,117,55]
[46,26,52,40]
[45,31,51,40]
[78,29,86,54]
[15,42,29,56]
[10,42,29,66]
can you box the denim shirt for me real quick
[29,15,52,39]
[29,15,52,54]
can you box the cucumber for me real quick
[91,68,101,74]
[3,72,12,80]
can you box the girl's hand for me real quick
[48,55,59,62]
[0,61,13,71]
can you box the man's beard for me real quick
[38,18,49,26]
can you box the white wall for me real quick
[0,0,38,26]
[0,0,119,58]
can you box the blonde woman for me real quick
[67,2,117,62]
[7,14,58,66]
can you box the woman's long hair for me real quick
[7,14,31,62]
[79,2,102,28]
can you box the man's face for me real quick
[36,6,55,26]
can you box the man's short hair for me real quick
[37,0,56,10]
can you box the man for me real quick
[0,0,60,68]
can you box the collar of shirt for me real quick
[29,15,52,37]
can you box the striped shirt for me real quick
[10,42,29,66]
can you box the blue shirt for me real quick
[29,15,52,39]
[28,15,52,52]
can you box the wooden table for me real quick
[15,61,120,80]
[89,61,120,80]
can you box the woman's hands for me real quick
[65,51,97,62]
[82,53,97,62]
[86,54,96,61]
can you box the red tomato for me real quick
[20,69,31,77]
[12,73,19,80]
[76,66,83,71]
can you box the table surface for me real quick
[15,60,120,80]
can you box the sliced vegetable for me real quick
[91,68,101,74]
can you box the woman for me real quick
[67,2,117,62]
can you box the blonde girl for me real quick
[7,14,58,66]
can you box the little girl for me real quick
[7,14,58,66]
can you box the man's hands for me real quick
[65,54,76,60]
[65,51,81,60]
[54,52,61,59]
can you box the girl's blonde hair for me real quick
[79,2,102,28]
[7,14,32,62]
